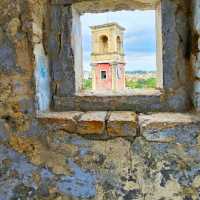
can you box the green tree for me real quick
[83,79,92,90]
[126,78,156,89]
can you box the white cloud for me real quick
[125,52,156,71]
[81,10,155,38]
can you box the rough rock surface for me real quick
[1,113,200,199]
[37,111,83,133]
[77,111,107,135]
[0,0,199,199]
[107,111,137,137]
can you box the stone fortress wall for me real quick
[0,0,200,199]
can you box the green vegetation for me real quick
[126,78,156,89]
[83,77,156,90]
[83,79,92,90]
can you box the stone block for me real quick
[53,96,77,111]
[18,98,34,114]
[193,66,200,79]
[167,87,190,112]
[0,120,8,142]
[0,39,16,73]
[139,113,200,142]
[198,38,200,50]
[107,112,137,137]
[77,111,107,135]
[7,18,20,38]
[193,93,200,111]
[37,111,82,133]
[194,80,200,93]
[0,27,4,44]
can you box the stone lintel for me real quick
[51,0,73,5]
[51,0,159,7]
[77,111,107,135]
[107,112,137,137]
[73,0,159,14]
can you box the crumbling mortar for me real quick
[142,136,175,144]
[58,32,62,55]
[125,134,148,200]
[104,111,111,136]
[64,131,141,143]
[136,112,141,137]
[53,129,141,142]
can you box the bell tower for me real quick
[90,23,126,92]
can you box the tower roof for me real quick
[90,22,125,31]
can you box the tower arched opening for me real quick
[100,35,108,54]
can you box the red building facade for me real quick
[90,23,126,92]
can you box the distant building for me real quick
[90,23,126,92]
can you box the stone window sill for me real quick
[53,89,167,112]
[37,111,137,137]
[76,89,162,97]
[37,111,200,139]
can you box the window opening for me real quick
[81,10,157,93]
[100,35,108,53]
[101,70,107,80]
[117,36,122,54]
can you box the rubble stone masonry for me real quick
[0,0,200,199]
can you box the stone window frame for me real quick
[42,0,191,112]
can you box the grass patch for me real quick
[83,77,156,90]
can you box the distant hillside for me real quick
[126,71,156,82]
[83,70,156,80]
[126,70,156,75]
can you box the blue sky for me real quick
[81,10,156,71]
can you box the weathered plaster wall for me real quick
[0,0,200,200]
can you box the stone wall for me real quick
[192,0,200,111]
[2,110,200,200]
[0,0,200,199]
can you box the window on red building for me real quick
[101,71,107,80]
